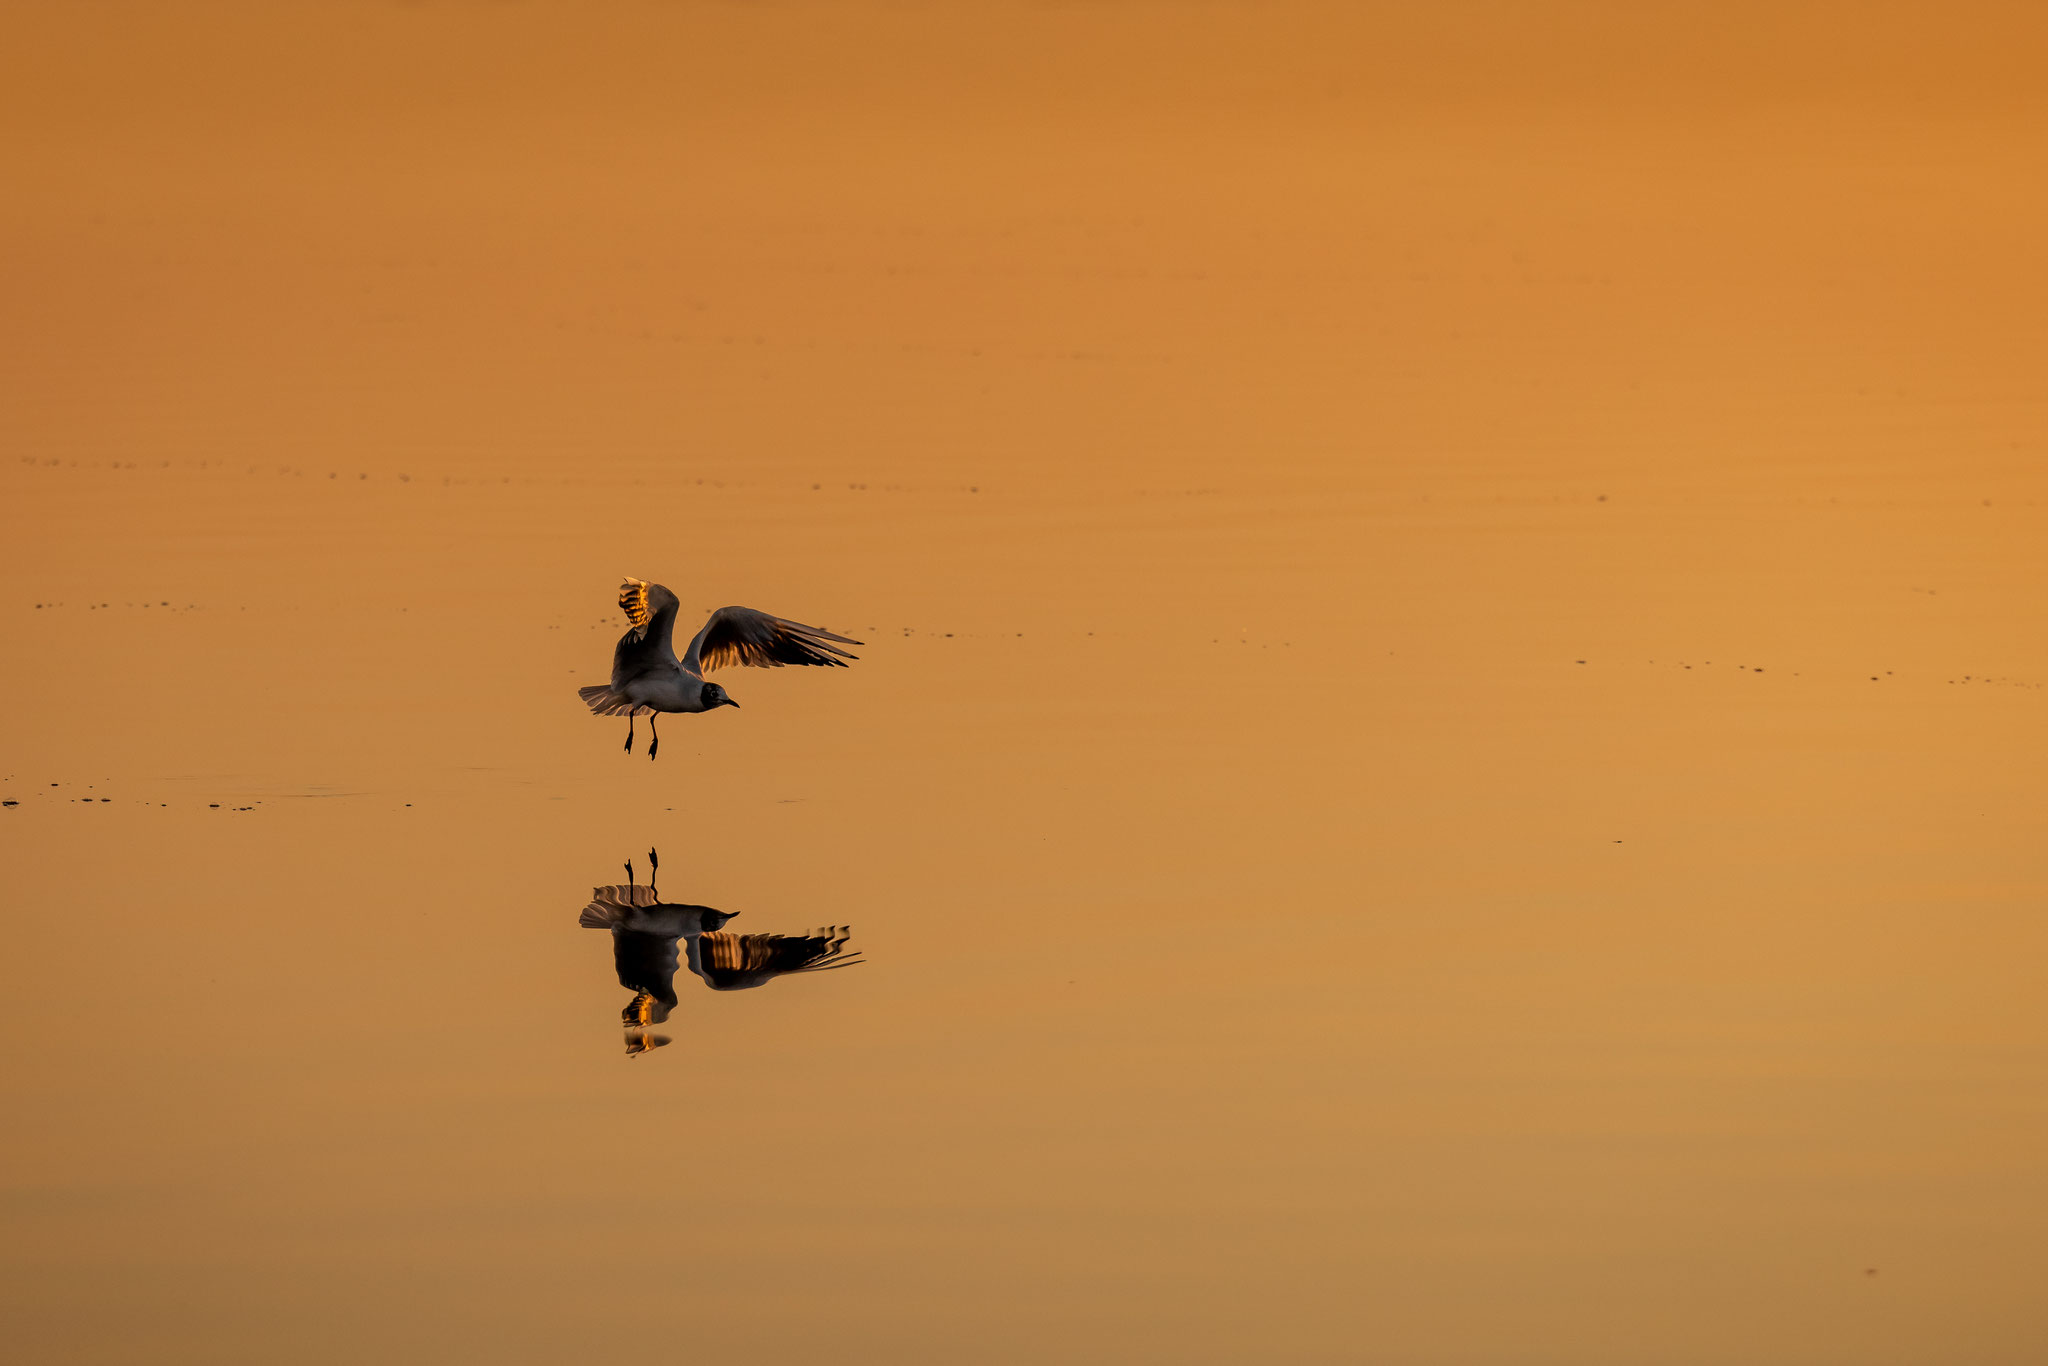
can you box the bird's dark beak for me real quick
[723,698,741,708]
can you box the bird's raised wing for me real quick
[691,927,863,990]
[612,578,682,679]
[622,1025,671,1055]
[684,607,861,674]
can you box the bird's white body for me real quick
[615,667,714,716]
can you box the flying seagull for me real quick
[576,578,861,758]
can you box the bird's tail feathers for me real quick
[578,685,649,717]
[578,883,659,928]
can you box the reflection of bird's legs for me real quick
[624,1029,671,1058]
[624,714,635,753]
[648,713,660,760]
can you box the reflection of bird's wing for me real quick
[611,930,682,1021]
[612,578,682,682]
[623,996,669,1030]
[691,927,864,990]
[577,883,661,928]
[683,607,861,674]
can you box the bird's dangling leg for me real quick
[625,857,635,887]
[648,847,659,893]
[624,713,635,754]
[648,713,660,760]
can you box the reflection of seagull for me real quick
[579,882,738,1027]
[577,854,865,1052]
[576,578,861,759]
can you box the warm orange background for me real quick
[4,4,2046,1362]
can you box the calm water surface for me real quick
[4,5,2047,1362]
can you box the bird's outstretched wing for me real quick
[692,927,864,990]
[684,607,861,674]
[613,578,682,680]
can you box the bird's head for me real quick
[700,909,739,932]
[703,682,739,710]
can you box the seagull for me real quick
[577,578,861,758]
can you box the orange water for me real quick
[4,5,2047,1362]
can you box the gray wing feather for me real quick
[684,606,862,674]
